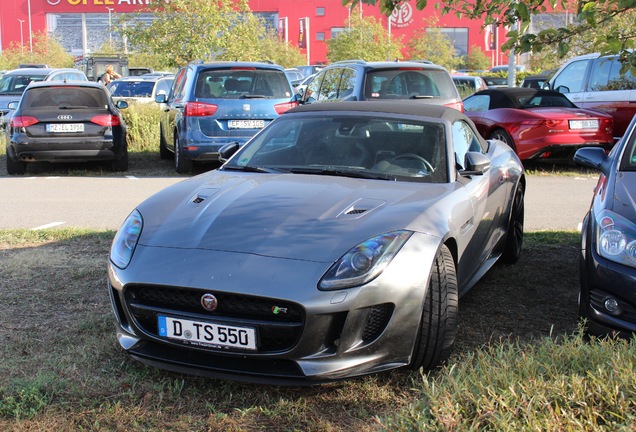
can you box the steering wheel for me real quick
[393,153,435,173]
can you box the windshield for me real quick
[0,74,46,95]
[225,114,448,183]
[21,86,108,109]
[364,69,458,100]
[195,69,292,99]
[518,93,576,108]
[108,80,156,97]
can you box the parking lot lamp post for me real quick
[106,7,114,47]
[18,19,25,54]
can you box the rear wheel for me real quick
[501,181,524,264]
[409,244,458,371]
[111,146,129,172]
[174,135,192,174]
[489,128,517,154]
[6,154,26,175]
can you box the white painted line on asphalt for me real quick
[126,176,139,180]
[32,222,66,230]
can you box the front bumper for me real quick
[580,242,636,337]
[108,233,439,384]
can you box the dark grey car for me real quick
[5,81,128,174]
[108,102,525,384]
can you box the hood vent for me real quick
[187,188,220,207]
[337,198,386,219]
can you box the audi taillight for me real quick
[91,114,121,127]
[274,101,299,114]
[184,102,218,117]
[10,116,38,128]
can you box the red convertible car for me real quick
[463,88,614,161]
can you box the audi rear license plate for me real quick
[158,315,257,351]
[228,119,265,129]
[47,123,84,133]
[569,119,599,130]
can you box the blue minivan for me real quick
[156,61,298,173]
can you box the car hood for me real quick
[609,171,636,222]
[137,171,455,263]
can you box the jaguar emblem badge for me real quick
[200,293,218,311]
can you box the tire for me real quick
[174,135,192,174]
[111,146,129,172]
[159,125,172,160]
[500,181,524,264]
[489,128,517,154]
[409,244,458,371]
[6,154,26,175]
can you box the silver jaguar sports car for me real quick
[108,102,525,384]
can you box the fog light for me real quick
[604,298,619,313]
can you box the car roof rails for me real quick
[189,60,204,65]
[332,60,367,65]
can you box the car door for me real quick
[452,119,508,292]
[551,57,592,107]
[578,56,636,140]
[162,67,188,152]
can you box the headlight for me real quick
[595,209,636,268]
[110,209,143,269]
[319,230,413,290]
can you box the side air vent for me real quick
[187,188,219,207]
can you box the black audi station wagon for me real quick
[5,81,128,175]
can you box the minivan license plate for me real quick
[569,119,598,130]
[228,120,265,129]
[158,315,257,350]
[47,123,84,133]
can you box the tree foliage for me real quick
[351,0,636,70]
[461,46,492,71]
[117,0,305,68]
[407,17,459,70]
[326,13,405,62]
[0,31,73,70]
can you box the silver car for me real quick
[108,102,525,384]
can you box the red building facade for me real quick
[0,0,509,66]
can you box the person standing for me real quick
[101,65,121,85]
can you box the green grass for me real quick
[1,229,634,430]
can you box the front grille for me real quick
[361,304,394,342]
[124,284,304,353]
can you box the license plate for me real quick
[158,315,257,351]
[569,119,599,130]
[47,123,84,133]
[228,120,265,129]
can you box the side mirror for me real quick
[555,85,570,94]
[7,101,19,110]
[116,100,128,109]
[218,142,240,163]
[460,152,491,176]
[573,147,610,175]
[155,94,167,104]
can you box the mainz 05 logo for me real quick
[47,0,151,5]
[390,3,414,28]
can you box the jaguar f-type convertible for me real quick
[108,102,525,384]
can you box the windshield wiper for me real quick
[409,95,434,99]
[222,165,282,173]
[240,95,268,99]
[59,105,89,109]
[288,167,395,180]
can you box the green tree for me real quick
[407,17,459,70]
[462,46,491,71]
[351,0,636,71]
[118,0,304,68]
[326,13,404,62]
[0,31,73,70]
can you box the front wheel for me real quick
[409,244,458,371]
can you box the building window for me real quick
[331,27,347,39]
[437,27,469,56]
[316,7,325,17]
[316,32,325,41]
